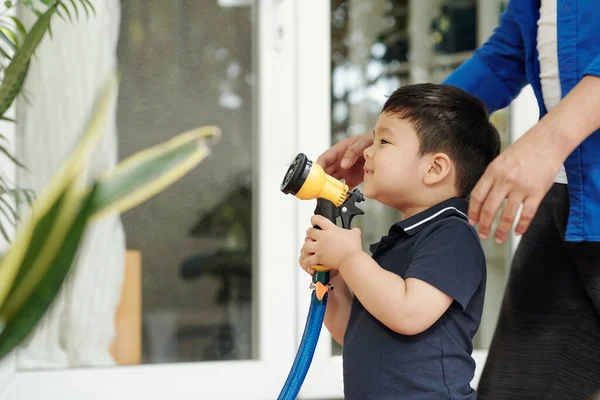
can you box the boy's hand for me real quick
[299,215,363,271]
[299,236,340,278]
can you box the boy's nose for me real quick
[363,146,373,160]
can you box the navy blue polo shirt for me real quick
[342,197,486,399]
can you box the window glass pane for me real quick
[117,0,256,364]
[329,0,509,357]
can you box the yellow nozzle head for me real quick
[281,153,349,207]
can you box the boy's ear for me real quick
[422,153,452,186]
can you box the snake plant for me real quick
[0,72,221,361]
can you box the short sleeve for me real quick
[404,219,484,310]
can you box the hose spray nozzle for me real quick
[280,153,366,274]
[281,153,350,206]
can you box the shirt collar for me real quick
[392,196,469,236]
[368,197,470,255]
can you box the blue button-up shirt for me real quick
[443,0,600,242]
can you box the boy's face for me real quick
[362,113,426,209]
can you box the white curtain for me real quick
[6,0,125,371]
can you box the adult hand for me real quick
[468,119,566,244]
[316,130,374,189]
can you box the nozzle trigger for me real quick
[339,189,365,229]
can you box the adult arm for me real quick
[473,74,600,243]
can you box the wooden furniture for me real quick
[109,250,142,365]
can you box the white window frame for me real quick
[0,0,302,399]
[292,0,344,398]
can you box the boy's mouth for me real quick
[364,167,374,176]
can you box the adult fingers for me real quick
[476,183,509,240]
[515,196,542,236]
[317,136,355,174]
[343,158,367,189]
[468,172,494,226]
[341,131,374,169]
[493,192,525,244]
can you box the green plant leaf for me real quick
[0,70,219,362]
[0,216,11,243]
[0,183,98,360]
[68,0,78,19]
[0,72,116,310]
[0,27,17,50]
[9,16,28,39]
[80,0,94,18]
[0,198,16,225]
[0,2,59,118]
[58,2,72,22]
[0,45,12,61]
[0,188,72,320]
[0,188,36,243]
[0,188,36,210]
[84,126,221,220]
[0,143,25,169]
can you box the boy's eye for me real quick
[380,139,390,145]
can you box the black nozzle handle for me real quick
[309,199,337,271]
[314,198,337,225]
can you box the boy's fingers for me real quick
[306,227,323,240]
[310,215,335,229]
[298,256,315,275]
[302,255,318,270]
[302,241,317,254]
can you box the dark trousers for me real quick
[477,184,600,399]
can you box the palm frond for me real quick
[17,0,96,22]
[0,0,99,244]
[0,186,36,243]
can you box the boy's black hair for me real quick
[381,83,501,198]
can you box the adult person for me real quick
[317,1,600,398]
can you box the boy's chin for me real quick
[362,182,374,199]
[362,185,376,200]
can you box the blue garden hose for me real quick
[277,271,330,400]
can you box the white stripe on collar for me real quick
[403,207,468,232]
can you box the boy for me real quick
[299,83,501,399]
